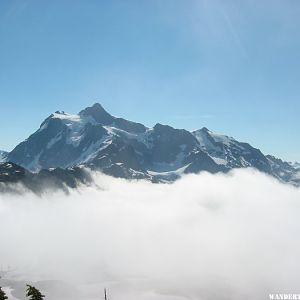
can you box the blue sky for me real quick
[0,0,299,161]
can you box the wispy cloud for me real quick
[218,2,249,59]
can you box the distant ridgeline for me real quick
[0,103,299,192]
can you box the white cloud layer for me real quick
[0,169,300,300]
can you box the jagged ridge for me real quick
[1,103,299,186]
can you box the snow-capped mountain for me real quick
[7,103,221,180]
[6,103,300,184]
[192,127,272,172]
[267,155,300,186]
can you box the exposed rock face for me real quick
[0,162,92,194]
[0,150,8,163]
[4,103,299,185]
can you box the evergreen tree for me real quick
[104,288,108,300]
[26,285,45,300]
[0,287,8,300]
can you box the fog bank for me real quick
[0,169,300,300]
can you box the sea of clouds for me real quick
[0,169,300,300]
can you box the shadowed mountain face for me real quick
[0,150,8,163]
[3,103,300,185]
[0,162,92,194]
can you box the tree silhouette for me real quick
[104,288,108,300]
[26,285,45,300]
[0,287,8,300]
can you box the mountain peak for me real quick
[200,127,210,132]
[54,110,66,115]
[154,123,170,130]
[91,102,104,110]
[79,103,114,125]
[192,127,211,134]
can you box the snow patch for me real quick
[52,112,82,121]
[103,126,155,149]
[148,163,191,177]
[46,133,62,149]
[25,152,42,172]
[210,156,227,165]
[68,135,113,167]
[2,287,20,300]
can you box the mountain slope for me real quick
[0,150,8,163]
[192,127,271,172]
[0,162,92,194]
[8,104,148,173]
[192,127,299,185]
[6,103,299,184]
